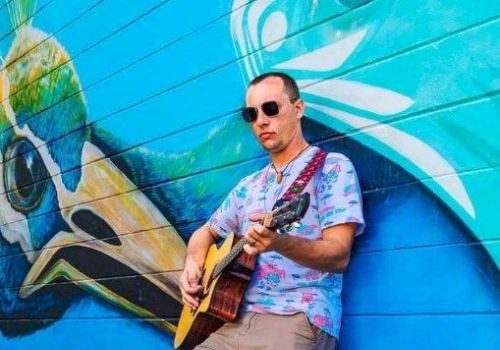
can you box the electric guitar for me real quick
[174,193,310,349]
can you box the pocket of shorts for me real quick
[297,313,320,340]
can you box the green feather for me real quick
[6,0,38,32]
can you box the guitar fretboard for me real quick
[210,192,308,279]
[212,238,247,277]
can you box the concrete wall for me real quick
[0,0,498,349]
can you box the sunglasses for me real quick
[241,101,281,123]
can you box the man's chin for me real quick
[259,139,275,150]
[257,134,287,153]
[262,143,284,154]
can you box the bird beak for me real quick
[0,29,186,334]
[18,141,187,334]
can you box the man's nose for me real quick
[255,108,270,126]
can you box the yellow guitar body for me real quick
[174,232,235,348]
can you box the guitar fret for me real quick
[214,239,246,277]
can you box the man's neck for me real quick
[270,138,309,168]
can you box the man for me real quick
[179,72,365,349]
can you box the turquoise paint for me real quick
[232,0,500,262]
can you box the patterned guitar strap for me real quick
[272,149,328,210]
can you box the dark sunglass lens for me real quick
[262,101,279,117]
[241,107,258,122]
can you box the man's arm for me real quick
[244,156,363,272]
[244,221,357,273]
[179,224,220,309]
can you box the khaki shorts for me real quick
[195,312,337,350]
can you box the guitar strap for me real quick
[272,149,328,209]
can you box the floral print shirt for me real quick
[208,146,365,339]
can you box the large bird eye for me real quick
[3,138,48,212]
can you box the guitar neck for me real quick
[212,236,248,277]
[212,210,279,278]
[210,194,309,278]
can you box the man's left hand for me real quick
[243,214,286,255]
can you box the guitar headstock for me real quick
[263,193,310,231]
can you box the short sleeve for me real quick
[207,181,246,239]
[316,154,365,236]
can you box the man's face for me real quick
[245,77,304,153]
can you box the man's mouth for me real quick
[259,132,274,140]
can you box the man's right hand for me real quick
[179,224,219,310]
[179,261,204,310]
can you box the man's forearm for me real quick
[185,225,217,267]
[275,235,351,273]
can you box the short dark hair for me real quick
[248,72,300,102]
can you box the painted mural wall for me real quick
[0,0,498,349]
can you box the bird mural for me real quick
[0,0,499,349]
[0,0,189,336]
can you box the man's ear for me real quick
[295,99,305,120]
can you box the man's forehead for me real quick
[246,77,285,102]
